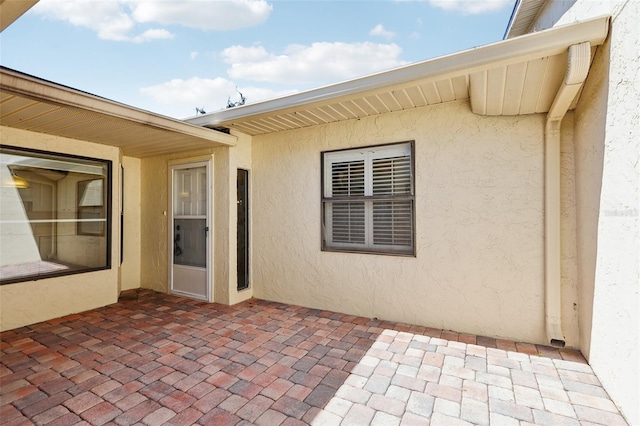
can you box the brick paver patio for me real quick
[0,289,628,425]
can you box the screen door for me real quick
[169,161,210,301]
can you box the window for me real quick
[322,141,415,255]
[0,146,111,284]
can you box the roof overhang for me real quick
[187,16,609,136]
[0,0,38,32]
[0,67,237,158]
[504,0,548,39]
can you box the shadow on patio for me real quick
[0,290,627,425]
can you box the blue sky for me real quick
[1,0,515,119]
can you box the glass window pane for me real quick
[372,156,411,195]
[323,201,366,246]
[0,147,111,283]
[373,200,413,248]
[331,160,365,197]
[173,218,206,267]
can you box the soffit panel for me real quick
[435,79,457,103]
[212,51,577,135]
[502,62,528,115]
[0,90,236,157]
[208,52,578,135]
[535,52,568,112]
[403,86,428,108]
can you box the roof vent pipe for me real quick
[544,42,591,348]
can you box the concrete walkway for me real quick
[0,290,628,425]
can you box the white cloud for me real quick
[31,0,273,42]
[369,24,396,40]
[139,76,295,118]
[190,51,199,60]
[221,42,407,85]
[131,0,272,31]
[395,0,511,14]
[131,29,174,43]
[427,0,512,14]
[33,0,136,41]
[221,45,271,64]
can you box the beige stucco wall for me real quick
[566,1,638,424]
[139,135,253,304]
[0,126,121,331]
[526,0,639,422]
[120,156,141,291]
[249,100,580,345]
[530,1,639,423]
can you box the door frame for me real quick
[168,156,213,302]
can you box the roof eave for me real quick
[504,0,550,39]
[187,15,610,129]
[0,0,39,32]
[1,67,237,148]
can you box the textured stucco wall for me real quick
[250,101,576,345]
[121,156,141,291]
[531,0,639,423]
[0,126,120,331]
[572,39,610,365]
[565,1,638,424]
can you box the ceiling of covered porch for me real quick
[0,67,237,158]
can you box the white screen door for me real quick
[169,161,211,301]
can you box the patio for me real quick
[0,289,628,426]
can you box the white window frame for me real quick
[322,141,415,256]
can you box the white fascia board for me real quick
[0,67,237,146]
[187,15,609,128]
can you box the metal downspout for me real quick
[544,42,591,347]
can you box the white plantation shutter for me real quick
[323,142,414,255]
[372,155,412,248]
[330,159,365,244]
[331,160,365,196]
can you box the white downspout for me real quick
[544,41,591,347]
